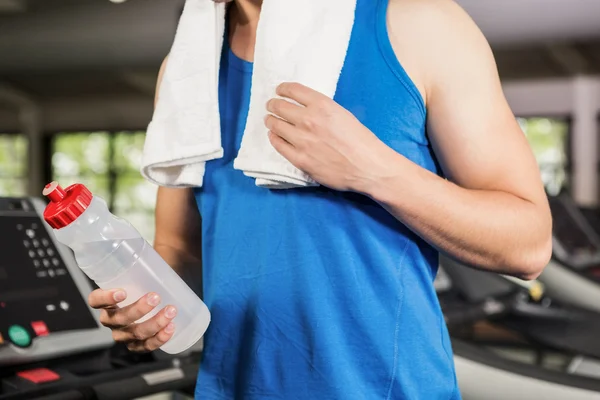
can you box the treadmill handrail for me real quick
[452,339,600,392]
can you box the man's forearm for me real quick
[155,243,203,296]
[358,154,552,280]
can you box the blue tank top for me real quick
[194,0,460,398]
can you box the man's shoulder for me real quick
[387,0,473,26]
[387,0,488,55]
[388,0,491,57]
[386,0,496,99]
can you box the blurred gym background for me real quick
[1,0,600,399]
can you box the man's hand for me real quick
[266,82,389,193]
[88,289,177,353]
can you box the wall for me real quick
[0,0,183,74]
[503,79,575,116]
[503,76,600,206]
[0,96,153,133]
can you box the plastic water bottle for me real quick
[42,181,210,354]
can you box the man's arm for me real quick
[152,55,203,290]
[154,186,203,292]
[87,56,203,353]
[262,0,551,280]
[366,0,552,279]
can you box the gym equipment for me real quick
[578,207,600,239]
[0,197,201,400]
[453,340,600,400]
[438,256,600,399]
[536,193,600,313]
[0,197,113,366]
[441,256,600,359]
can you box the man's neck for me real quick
[228,0,262,62]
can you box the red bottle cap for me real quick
[42,182,93,229]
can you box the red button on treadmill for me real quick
[17,368,61,384]
[31,321,49,337]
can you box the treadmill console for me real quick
[0,197,113,367]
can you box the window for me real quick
[518,117,569,196]
[112,133,158,244]
[52,132,111,201]
[51,132,158,242]
[0,134,28,197]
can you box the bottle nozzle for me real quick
[43,181,67,203]
[42,181,92,229]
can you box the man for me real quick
[89,0,553,398]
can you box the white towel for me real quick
[141,0,357,189]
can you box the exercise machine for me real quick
[578,206,600,238]
[437,256,600,399]
[441,256,600,359]
[0,197,201,400]
[536,193,600,313]
[453,340,600,400]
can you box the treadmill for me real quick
[537,193,600,313]
[0,197,201,400]
[578,206,600,238]
[437,256,600,399]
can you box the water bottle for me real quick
[41,181,210,354]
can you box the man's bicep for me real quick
[427,78,538,194]
[424,4,545,203]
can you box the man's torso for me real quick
[194,0,460,398]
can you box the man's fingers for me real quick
[276,82,326,107]
[100,292,161,329]
[124,305,177,341]
[143,323,176,350]
[90,290,177,353]
[266,98,304,125]
[88,288,127,309]
[268,131,299,167]
[265,115,298,145]
[126,323,176,353]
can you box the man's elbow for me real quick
[510,235,553,281]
